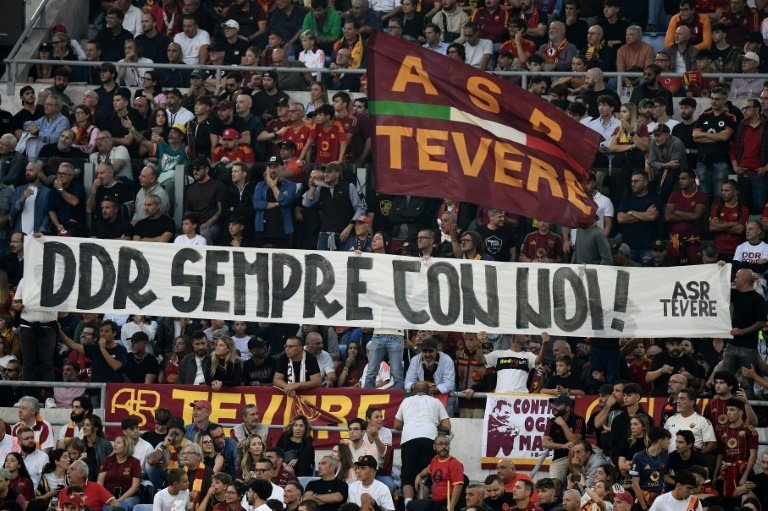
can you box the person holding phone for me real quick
[97,435,141,511]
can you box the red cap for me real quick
[355,214,372,227]
[190,400,212,410]
[222,128,240,140]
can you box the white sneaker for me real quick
[45,398,57,409]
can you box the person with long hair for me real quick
[617,415,651,478]
[28,43,54,83]
[337,341,366,387]
[305,81,329,116]
[610,102,649,171]
[70,104,100,154]
[203,336,243,390]
[135,71,166,110]
[197,432,224,473]
[298,31,325,78]
[237,434,266,481]
[97,434,141,511]
[51,32,78,65]
[276,416,314,477]
[371,232,389,255]
[161,335,190,384]
[552,53,587,92]
[214,482,247,511]
[35,449,69,502]
[143,109,171,151]
[82,414,112,481]
[5,452,34,501]
[0,312,20,361]
[331,443,355,484]
[580,480,614,511]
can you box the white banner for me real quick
[481,394,552,463]
[21,236,732,338]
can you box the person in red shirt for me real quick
[718,0,759,48]
[519,221,564,263]
[512,480,542,511]
[281,103,313,157]
[412,435,464,511]
[212,128,256,167]
[665,169,708,264]
[471,0,509,44]
[331,91,359,162]
[709,179,748,260]
[497,459,538,503]
[498,19,535,65]
[715,398,758,497]
[279,141,304,184]
[302,104,347,165]
[731,99,768,214]
[60,459,117,510]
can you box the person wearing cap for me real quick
[257,96,291,158]
[629,64,673,116]
[542,394,585,484]
[212,100,251,150]
[646,238,671,266]
[664,168,707,265]
[123,331,161,384]
[665,0,712,50]
[185,156,227,244]
[146,417,189,483]
[730,51,764,99]
[279,139,304,182]
[347,455,395,511]
[403,336,456,396]
[252,72,291,124]
[11,87,43,143]
[303,161,365,250]
[212,128,256,172]
[220,19,250,65]
[745,30,768,70]
[173,14,211,65]
[408,435,464,511]
[342,214,373,251]
[242,339,277,387]
[252,155,296,248]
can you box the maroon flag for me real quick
[368,33,601,227]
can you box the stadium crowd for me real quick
[3,0,768,509]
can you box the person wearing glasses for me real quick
[273,336,322,397]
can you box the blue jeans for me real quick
[317,232,342,251]
[364,334,405,390]
[698,161,731,199]
[376,474,398,492]
[103,496,140,511]
[147,465,166,490]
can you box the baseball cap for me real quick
[354,455,378,470]
[190,400,212,410]
[611,242,630,255]
[39,42,53,52]
[421,338,438,351]
[50,24,68,34]
[614,492,634,505]
[222,19,240,30]
[193,155,210,168]
[355,214,373,227]
[170,122,187,136]
[216,100,235,110]
[652,239,667,250]
[190,69,203,79]
[267,155,283,166]
[248,337,266,350]
[550,394,573,407]
[222,128,240,140]
[741,51,760,63]
[130,331,149,343]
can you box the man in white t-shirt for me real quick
[173,14,210,65]
[733,220,768,273]
[174,213,208,246]
[122,418,153,475]
[347,455,395,511]
[135,467,189,511]
[231,321,252,361]
[394,381,451,508]
[649,469,702,511]
[305,332,337,386]
[245,479,272,511]
[474,333,548,393]
[663,388,716,453]
[344,418,378,461]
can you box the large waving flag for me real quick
[368,33,601,227]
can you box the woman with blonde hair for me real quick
[331,443,355,484]
[276,415,314,476]
[237,434,266,480]
[610,102,649,171]
[203,336,243,390]
[97,434,141,510]
[305,81,329,116]
[617,414,651,481]
[197,431,224,473]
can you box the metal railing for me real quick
[4,0,56,94]
[0,379,107,407]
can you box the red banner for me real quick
[368,33,601,228]
[105,384,403,448]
